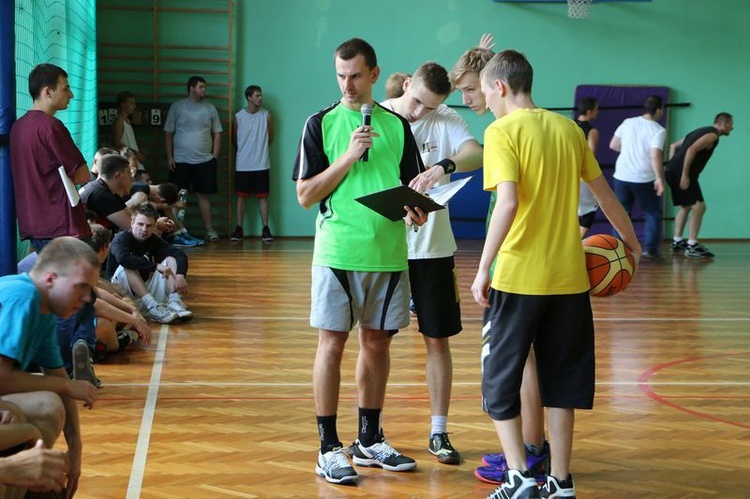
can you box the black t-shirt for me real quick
[79,178,126,229]
[575,119,594,139]
[666,126,719,179]
[130,183,150,198]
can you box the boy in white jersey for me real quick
[231,85,275,242]
[381,62,483,464]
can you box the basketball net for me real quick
[568,0,592,19]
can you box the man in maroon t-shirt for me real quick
[9,64,99,393]
[10,63,92,250]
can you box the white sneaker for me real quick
[167,299,193,321]
[205,229,220,242]
[148,303,179,324]
[315,447,358,484]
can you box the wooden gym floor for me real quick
[72,239,750,498]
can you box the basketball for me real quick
[582,234,635,297]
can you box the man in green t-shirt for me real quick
[292,38,426,485]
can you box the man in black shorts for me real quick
[231,85,275,243]
[381,62,483,464]
[665,112,733,258]
[164,76,223,242]
[472,50,640,498]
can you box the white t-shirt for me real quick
[121,120,139,152]
[578,181,598,216]
[613,116,666,183]
[235,108,270,172]
[381,100,475,259]
[164,98,223,164]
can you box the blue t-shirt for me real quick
[0,274,64,370]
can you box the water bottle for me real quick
[176,189,187,222]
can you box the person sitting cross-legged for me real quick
[106,203,192,324]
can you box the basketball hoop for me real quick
[568,0,592,19]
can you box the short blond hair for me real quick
[30,237,100,277]
[385,72,409,99]
[449,47,495,86]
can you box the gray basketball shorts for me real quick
[310,266,411,333]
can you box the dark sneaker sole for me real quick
[429,448,460,465]
[351,456,416,472]
[314,466,358,484]
[72,343,98,388]
[474,467,503,484]
[173,311,193,322]
[685,253,714,259]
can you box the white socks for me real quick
[142,293,157,309]
[430,415,447,436]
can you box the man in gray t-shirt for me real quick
[164,76,223,242]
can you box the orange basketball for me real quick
[582,234,635,297]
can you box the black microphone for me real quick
[360,103,373,162]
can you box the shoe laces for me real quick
[432,433,454,453]
[323,447,351,471]
[364,438,401,461]
[170,298,187,310]
[488,484,510,499]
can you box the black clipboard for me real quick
[355,185,445,222]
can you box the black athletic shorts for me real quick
[481,289,595,420]
[235,170,270,198]
[170,157,218,194]
[578,210,596,229]
[666,169,703,207]
[408,256,462,338]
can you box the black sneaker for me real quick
[671,239,688,252]
[641,251,663,263]
[540,473,576,498]
[230,225,244,241]
[261,225,274,242]
[684,243,715,259]
[488,469,541,499]
[315,446,358,485]
[428,432,460,464]
[350,434,416,472]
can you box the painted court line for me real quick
[206,315,750,322]
[105,380,750,389]
[126,324,170,499]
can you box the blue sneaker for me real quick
[171,233,200,247]
[478,442,549,485]
[183,231,206,246]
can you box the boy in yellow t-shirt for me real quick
[471,50,641,498]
